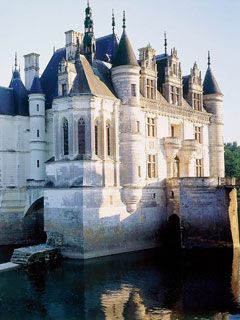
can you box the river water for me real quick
[0,247,240,319]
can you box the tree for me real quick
[224,142,240,178]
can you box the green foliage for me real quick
[225,142,240,178]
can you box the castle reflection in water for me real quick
[0,248,240,319]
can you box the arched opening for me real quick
[63,118,69,156]
[167,214,181,249]
[95,121,99,156]
[78,118,86,155]
[106,123,111,156]
[173,156,180,178]
[23,197,46,244]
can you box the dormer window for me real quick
[146,79,155,99]
[62,84,67,96]
[193,93,202,111]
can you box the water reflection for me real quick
[0,248,240,319]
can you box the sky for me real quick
[0,0,239,142]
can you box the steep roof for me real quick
[9,70,29,116]
[71,54,115,98]
[112,31,138,68]
[156,54,168,93]
[203,67,222,95]
[182,75,190,98]
[30,75,43,94]
[96,34,119,63]
[41,48,66,109]
[0,87,15,115]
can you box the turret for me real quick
[203,52,224,178]
[111,12,143,212]
[28,74,46,181]
[83,1,96,64]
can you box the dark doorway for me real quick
[23,197,46,244]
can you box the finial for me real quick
[112,9,116,34]
[123,10,126,30]
[164,32,167,55]
[14,52,18,70]
[208,51,211,67]
[87,0,90,7]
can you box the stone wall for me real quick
[176,178,237,248]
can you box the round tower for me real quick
[111,12,143,212]
[203,52,224,178]
[28,76,46,181]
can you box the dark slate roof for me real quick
[112,31,138,67]
[71,55,115,98]
[41,48,66,109]
[156,54,168,93]
[203,67,222,95]
[9,70,29,116]
[183,75,190,98]
[0,87,15,115]
[96,34,119,63]
[30,76,43,94]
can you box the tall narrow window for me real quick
[146,79,155,99]
[195,126,202,143]
[131,84,137,97]
[78,118,85,155]
[147,155,156,178]
[106,124,111,156]
[37,130,39,138]
[95,123,99,156]
[171,125,175,138]
[62,84,67,96]
[37,160,40,168]
[170,86,175,104]
[36,104,39,112]
[63,118,69,156]
[173,156,180,178]
[147,118,155,137]
[196,159,203,177]
[176,87,181,106]
[193,93,202,111]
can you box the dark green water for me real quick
[0,247,240,319]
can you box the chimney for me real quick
[24,53,40,90]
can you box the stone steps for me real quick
[11,244,60,266]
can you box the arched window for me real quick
[63,118,69,156]
[95,122,99,156]
[106,123,111,156]
[78,118,85,155]
[173,156,180,178]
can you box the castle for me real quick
[0,3,232,259]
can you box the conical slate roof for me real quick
[9,69,29,116]
[112,30,138,68]
[30,75,43,94]
[203,66,222,95]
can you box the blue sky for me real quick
[0,0,239,142]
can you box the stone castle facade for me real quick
[0,4,228,258]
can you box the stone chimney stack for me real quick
[24,53,40,91]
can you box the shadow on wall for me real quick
[23,197,47,244]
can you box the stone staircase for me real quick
[11,244,60,266]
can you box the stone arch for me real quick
[23,197,46,243]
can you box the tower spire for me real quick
[208,50,211,67]
[164,32,167,55]
[15,52,18,70]
[112,9,116,34]
[123,10,126,30]
[83,0,96,64]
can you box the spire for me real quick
[203,52,222,95]
[123,10,126,30]
[113,13,138,68]
[83,0,96,64]
[15,52,18,70]
[112,9,116,34]
[164,32,167,55]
